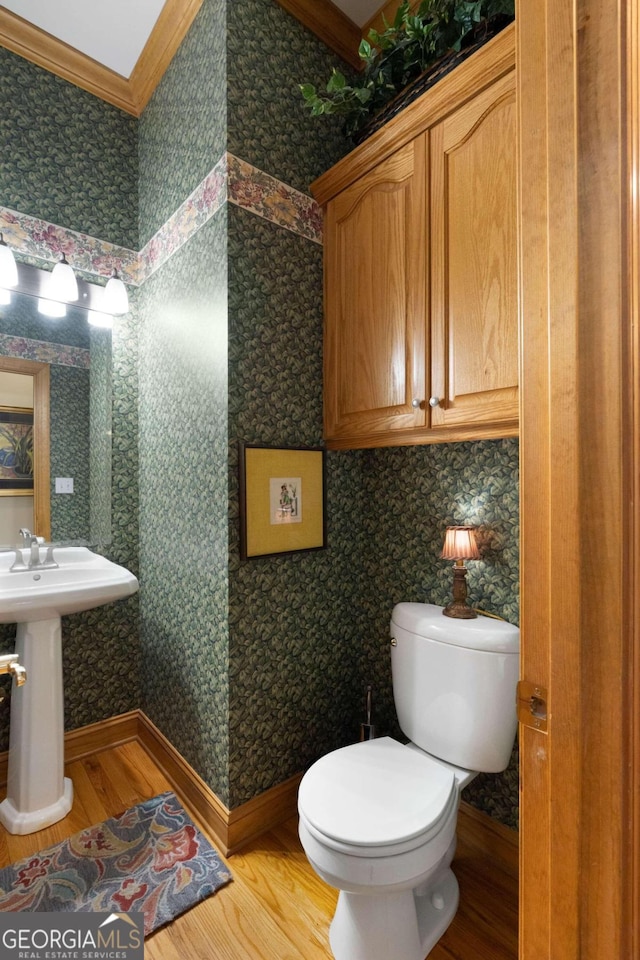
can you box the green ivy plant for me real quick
[300,0,515,136]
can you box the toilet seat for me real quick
[298,737,457,858]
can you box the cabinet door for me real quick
[324,136,428,440]
[430,71,518,430]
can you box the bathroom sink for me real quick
[0,544,139,835]
[0,545,138,622]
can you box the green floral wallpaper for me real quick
[108,300,140,576]
[226,0,353,196]
[357,439,520,829]
[89,328,113,548]
[62,298,140,733]
[0,49,138,249]
[227,205,364,806]
[137,211,230,803]
[138,0,227,246]
[49,365,90,542]
[0,296,89,348]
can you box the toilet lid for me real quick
[298,737,456,848]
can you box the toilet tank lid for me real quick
[391,602,519,653]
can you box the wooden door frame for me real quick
[0,356,50,541]
[518,1,639,957]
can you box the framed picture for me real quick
[0,406,34,496]
[239,442,326,559]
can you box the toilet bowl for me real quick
[298,736,472,960]
[298,603,520,960]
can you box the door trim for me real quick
[518,0,639,956]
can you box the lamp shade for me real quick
[38,298,66,319]
[441,526,480,561]
[50,254,78,301]
[103,271,129,315]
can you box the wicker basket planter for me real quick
[352,13,514,144]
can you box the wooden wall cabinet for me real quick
[323,135,429,439]
[313,24,517,449]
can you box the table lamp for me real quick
[440,526,479,619]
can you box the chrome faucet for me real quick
[10,528,58,571]
[20,528,41,566]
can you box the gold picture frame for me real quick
[0,405,34,497]
[239,442,326,559]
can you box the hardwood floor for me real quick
[0,743,517,960]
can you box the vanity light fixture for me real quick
[440,525,480,619]
[0,240,130,320]
[38,298,66,319]
[50,253,78,302]
[102,269,129,315]
[0,234,18,289]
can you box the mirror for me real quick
[0,290,112,547]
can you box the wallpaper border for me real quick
[0,207,140,285]
[0,154,323,289]
[226,155,323,249]
[0,333,90,368]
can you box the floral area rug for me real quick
[0,791,232,935]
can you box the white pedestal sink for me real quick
[0,546,138,835]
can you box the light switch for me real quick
[55,477,74,494]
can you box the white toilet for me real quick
[298,602,520,960]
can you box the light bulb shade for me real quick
[440,526,480,561]
[88,310,113,329]
[102,273,129,315]
[0,288,11,305]
[0,237,18,289]
[50,255,78,301]
[38,298,66,318]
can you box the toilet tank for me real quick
[390,602,520,773]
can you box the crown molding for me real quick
[0,0,364,111]
[0,0,203,117]
[127,0,203,114]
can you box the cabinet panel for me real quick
[430,72,518,429]
[323,136,428,440]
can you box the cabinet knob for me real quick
[411,398,422,409]
[429,396,441,408]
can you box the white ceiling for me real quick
[0,0,167,78]
[0,0,382,78]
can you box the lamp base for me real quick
[443,562,477,619]
[442,600,477,619]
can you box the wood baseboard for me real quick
[458,799,519,879]
[135,711,230,852]
[227,773,303,855]
[0,710,300,856]
[136,713,302,855]
[0,710,139,788]
[0,712,518,867]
